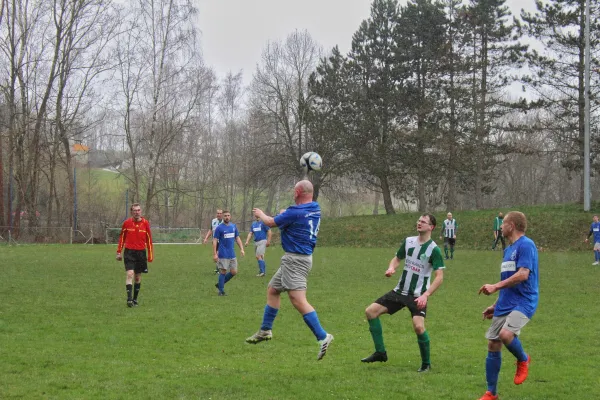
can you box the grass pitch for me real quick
[0,245,598,399]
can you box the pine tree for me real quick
[395,0,449,211]
[462,0,526,208]
[344,0,408,214]
[520,0,600,204]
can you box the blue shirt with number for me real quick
[590,222,600,243]
[251,220,270,242]
[495,236,539,319]
[274,202,321,255]
[214,223,239,259]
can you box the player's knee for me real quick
[365,304,380,320]
[488,339,502,352]
[230,269,237,276]
[413,324,425,335]
[499,328,515,344]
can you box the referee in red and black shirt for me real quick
[116,203,154,307]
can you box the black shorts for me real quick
[375,290,427,318]
[124,248,148,274]
[444,237,456,246]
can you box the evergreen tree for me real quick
[396,0,449,211]
[462,0,526,208]
[344,0,408,214]
[520,0,600,204]
[307,46,355,200]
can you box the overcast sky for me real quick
[197,0,539,84]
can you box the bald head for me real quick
[294,180,314,204]
[295,180,313,194]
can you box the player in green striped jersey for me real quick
[440,212,458,259]
[361,214,445,372]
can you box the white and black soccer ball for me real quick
[299,152,322,172]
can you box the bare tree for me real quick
[250,30,322,184]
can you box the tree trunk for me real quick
[380,175,395,214]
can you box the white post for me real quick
[584,0,591,211]
[70,227,73,244]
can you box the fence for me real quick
[0,224,280,245]
[0,226,96,245]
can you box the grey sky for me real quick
[197,0,538,83]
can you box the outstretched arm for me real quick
[479,268,530,295]
[253,208,276,227]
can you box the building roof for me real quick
[72,144,90,152]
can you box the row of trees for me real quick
[0,0,599,237]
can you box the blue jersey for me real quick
[250,221,270,242]
[590,222,600,243]
[495,236,539,319]
[273,202,321,255]
[213,223,239,259]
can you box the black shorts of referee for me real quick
[123,248,148,274]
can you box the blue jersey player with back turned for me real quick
[245,180,334,360]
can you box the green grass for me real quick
[0,245,597,399]
[319,202,600,250]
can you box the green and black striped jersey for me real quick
[394,236,445,297]
[441,219,457,238]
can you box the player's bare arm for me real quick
[212,237,219,262]
[479,268,529,295]
[266,229,272,247]
[253,208,276,227]
[236,237,245,256]
[385,256,401,277]
[482,304,496,320]
[245,231,253,246]
[203,229,212,244]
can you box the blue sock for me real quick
[505,336,528,362]
[218,273,225,292]
[302,311,327,341]
[224,272,234,284]
[486,351,501,395]
[595,251,600,261]
[260,305,279,331]
[258,260,265,273]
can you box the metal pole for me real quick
[74,167,78,230]
[8,164,12,231]
[584,0,591,211]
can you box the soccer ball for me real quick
[299,152,322,172]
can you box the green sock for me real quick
[450,247,454,257]
[368,318,386,353]
[444,247,448,257]
[417,331,430,365]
